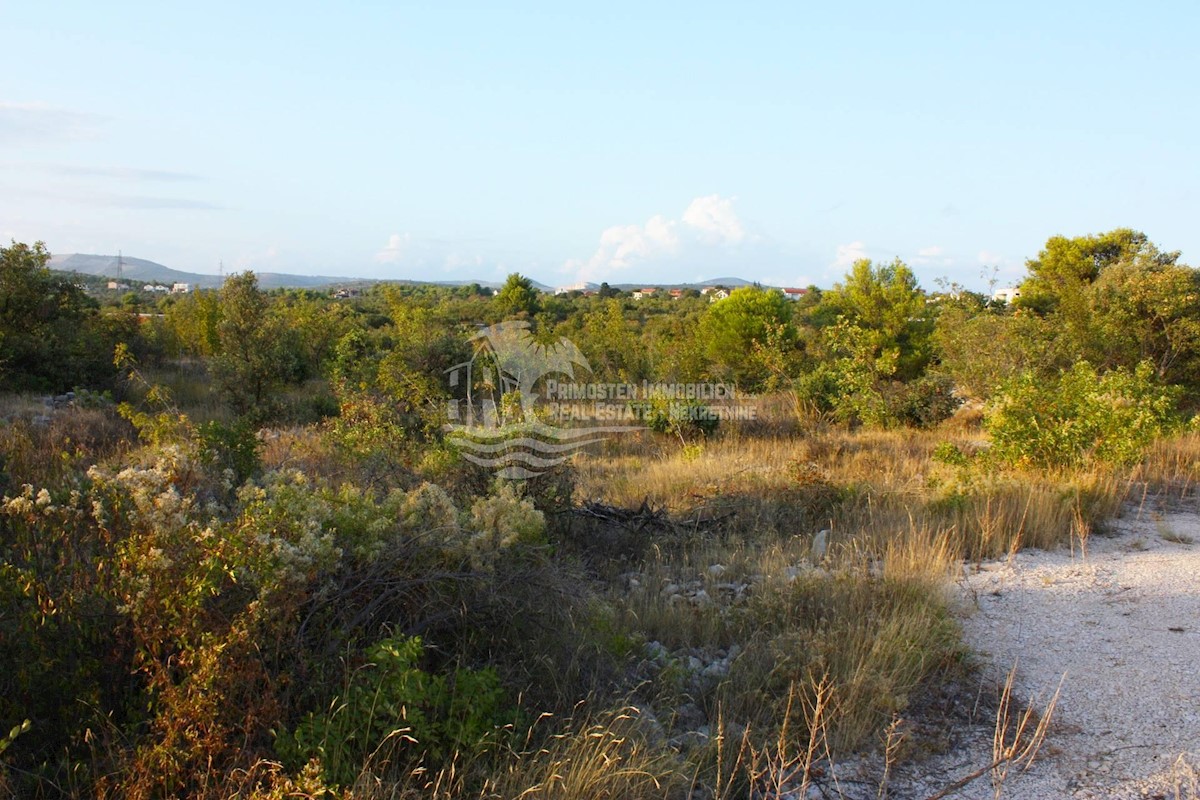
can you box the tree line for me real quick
[3,228,1198,432]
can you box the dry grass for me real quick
[563,416,1174,792]
[578,427,1128,559]
[8,381,1192,799]
[1135,431,1200,496]
[0,405,134,488]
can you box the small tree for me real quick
[493,273,540,317]
[699,286,797,391]
[211,272,293,420]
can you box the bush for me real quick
[986,360,1181,468]
[640,393,720,438]
[885,374,963,429]
[275,634,512,787]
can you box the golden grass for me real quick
[578,427,1130,559]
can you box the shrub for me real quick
[931,441,969,467]
[197,419,260,486]
[641,393,720,438]
[885,374,963,429]
[464,484,546,568]
[275,634,511,787]
[986,360,1181,468]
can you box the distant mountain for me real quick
[49,253,360,290]
[610,277,759,290]
[700,276,756,287]
[48,253,749,293]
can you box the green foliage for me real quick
[796,318,896,426]
[196,419,261,485]
[931,441,969,467]
[1013,229,1200,395]
[814,258,933,380]
[0,240,122,391]
[572,299,648,382]
[986,361,1181,468]
[641,393,720,438]
[1018,228,1174,314]
[276,635,511,787]
[211,271,299,421]
[700,286,797,391]
[493,273,541,318]
[0,719,31,757]
[884,374,962,428]
[933,301,1064,400]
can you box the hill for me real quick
[48,254,356,290]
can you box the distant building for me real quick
[554,281,599,295]
[707,288,731,302]
[992,286,1021,305]
[171,283,192,294]
[107,281,121,290]
[632,287,660,300]
[668,288,684,299]
[144,284,169,292]
[781,287,808,301]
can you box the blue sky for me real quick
[2,1,1197,289]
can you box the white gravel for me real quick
[884,500,1200,800]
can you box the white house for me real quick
[554,281,599,295]
[781,287,808,301]
[632,287,660,300]
[992,286,1021,305]
[171,283,192,294]
[707,288,730,302]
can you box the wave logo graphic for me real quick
[444,321,640,479]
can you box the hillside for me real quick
[48,253,357,290]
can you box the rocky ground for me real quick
[856,497,1200,800]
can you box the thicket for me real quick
[2,229,1199,796]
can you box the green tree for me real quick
[1016,229,1200,392]
[699,286,796,391]
[211,272,294,419]
[575,299,647,382]
[0,240,119,391]
[814,258,933,380]
[493,273,541,317]
[1018,228,1175,314]
[163,289,221,358]
[932,298,1065,400]
[987,361,1181,468]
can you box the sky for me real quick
[2,1,1198,290]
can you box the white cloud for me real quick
[0,102,105,146]
[681,194,745,244]
[233,244,282,270]
[566,195,752,283]
[373,232,491,276]
[376,233,412,263]
[38,163,199,182]
[912,244,954,268]
[834,241,867,267]
[977,250,1004,265]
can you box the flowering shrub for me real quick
[465,484,546,568]
[0,417,560,797]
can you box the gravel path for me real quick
[887,501,1200,799]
